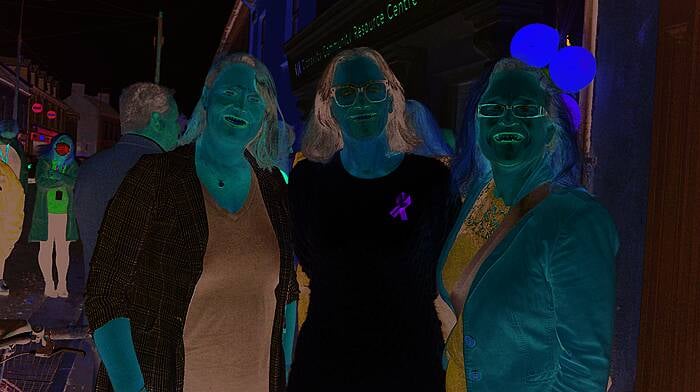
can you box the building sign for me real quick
[32,103,43,113]
[47,110,57,120]
[285,0,470,86]
[292,0,422,79]
[30,127,58,144]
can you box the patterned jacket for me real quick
[85,144,299,392]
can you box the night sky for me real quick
[0,0,236,115]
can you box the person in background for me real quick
[74,83,180,292]
[0,120,27,296]
[0,119,28,190]
[0,161,24,296]
[29,133,79,298]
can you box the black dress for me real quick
[287,153,457,392]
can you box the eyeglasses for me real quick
[477,104,547,118]
[330,80,389,107]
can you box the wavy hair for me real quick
[179,52,282,170]
[301,47,419,162]
[405,99,453,158]
[451,57,581,197]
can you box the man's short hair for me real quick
[119,83,174,134]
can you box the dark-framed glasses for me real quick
[330,80,389,107]
[477,104,547,118]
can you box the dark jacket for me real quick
[85,144,299,392]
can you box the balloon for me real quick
[510,23,560,67]
[549,46,597,92]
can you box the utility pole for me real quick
[13,0,25,123]
[154,10,163,84]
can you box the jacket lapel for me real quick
[171,144,208,253]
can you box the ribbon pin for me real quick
[389,192,412,221]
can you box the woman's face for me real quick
[331,56,393,141]
[204,62,266,147]
[477,70,554,169]
[53,135,73,161]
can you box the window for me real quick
[259,13,266,61]
[292,0,300,35]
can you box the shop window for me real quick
[292,0,301,35]
[259,13,267,61]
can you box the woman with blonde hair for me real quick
[85,52,298,392]
[287,47,459,391]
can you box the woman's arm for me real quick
[85,155,161,392]
[36,159,63,188]
[93,318,147,392]
[283,301,297,380]
[548,202,619,391]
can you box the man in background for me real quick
[74,83,180,292]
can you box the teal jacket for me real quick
[448,187,618,391]
[29,158,79,242]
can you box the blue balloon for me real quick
[510,23,560,67]
[549,46,597,92]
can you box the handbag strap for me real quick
[450,183,551,319]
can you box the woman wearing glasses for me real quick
[439,57,618,391]
[287,47,459,391]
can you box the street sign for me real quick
[31,103,43,113]
[47,110,57,120]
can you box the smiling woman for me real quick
[85,52,298,392]
[287,47,460,391]
[439,57,618,392]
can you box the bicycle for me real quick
[0,319,90,365]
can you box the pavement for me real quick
[0,184,98,391]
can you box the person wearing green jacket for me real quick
[29,133,79,298]
[440,57,618,391]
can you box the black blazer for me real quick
[85,144,299,392]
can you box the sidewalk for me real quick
[0,184,97,391]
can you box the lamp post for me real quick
[13,0,25,123]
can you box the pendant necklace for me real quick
[199,158,225,188]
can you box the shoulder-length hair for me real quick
[302,47,419,162]
[37,133,76,165]
[405,99,453,158]
[451,57,581,197]
[179,52,282,170]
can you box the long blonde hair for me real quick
[302,47,419,162]
[180,52,282,169]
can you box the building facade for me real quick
[0,63,30,130]
[0,57,80,157]
[63,83,120,157]
[219,0,317,148]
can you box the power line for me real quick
[0,20,153,43]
